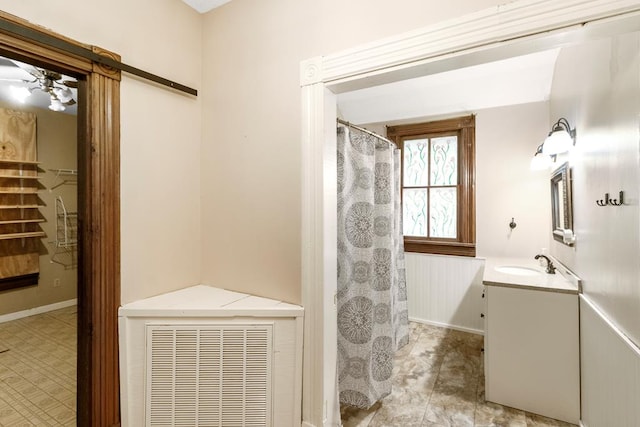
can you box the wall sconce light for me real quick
[530,143,553,170]
[542,117,576,155]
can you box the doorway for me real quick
[300,2,640,426]
[0,11,121,426]
[0,54,79,424]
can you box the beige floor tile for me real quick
[474,400,527,427]
[525,412,577,426]
[340,322,576,427]
[341,401,380,427]
[0,306,76,426]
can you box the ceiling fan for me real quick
[1,58,77,112]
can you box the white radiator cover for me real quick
[146,324,273,427]
[119,285,304,427]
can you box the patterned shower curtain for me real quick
[336,124,409,409]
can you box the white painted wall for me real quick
[549,32,640,347]
[200,0,504,305]
[0,0,203,304]
[548,31,640,425]
[476,102,552,258]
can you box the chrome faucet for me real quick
[534,254,556,274]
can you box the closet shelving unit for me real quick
[50,195,78,268]
[0,157,45,291]
[49,168,77,191]
[48,168,78,268]
[0,159,45,241]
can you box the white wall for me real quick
[0,0,204,304]
[476,102,552,258]
[549,32,640,348]
[549,31,640,426]
[201,0,504,305]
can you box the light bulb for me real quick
[542,130,573,155]
[53,87,73,103]
[10,86,31,103]
[49,99,65,112]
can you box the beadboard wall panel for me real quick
[580,296,640,427]
[406,253,485,334]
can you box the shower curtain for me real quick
[336,124,409,409]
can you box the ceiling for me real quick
[337,48,560,126]
[182,0,231,13]
[0,57,78,115]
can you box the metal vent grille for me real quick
[145,324,272,427]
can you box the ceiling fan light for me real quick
[54,87,74,103]
[10,85,31,103]
[49,98,65,112]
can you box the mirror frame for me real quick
[550,162,573,245]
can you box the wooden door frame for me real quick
[0,12,121,427]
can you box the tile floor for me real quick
[0,305,76,426]
[341,322,578,427]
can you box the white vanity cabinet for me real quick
[483,258,580,424]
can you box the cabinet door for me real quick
[485,286,579,424]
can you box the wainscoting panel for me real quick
[405,253,485,334]
[580,295,640,427]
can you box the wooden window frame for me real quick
[387,115,476,257]
[0,12,121,426]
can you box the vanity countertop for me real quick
[482,257,580,294]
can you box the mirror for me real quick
[550,162,574,245]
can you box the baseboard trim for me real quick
[409,316,484,336]
[0,298,77,324]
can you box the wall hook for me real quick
[596,193,609,206]
[509,217,517,229]
[609,191,624,206]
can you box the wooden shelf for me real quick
[0,175,38,180]
[0,159,40,166]
[0,231,45,240]
[0,190,39,194]
[0,205,41,209]
[0,219,44,225]
[0,109,42,286]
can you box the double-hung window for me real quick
[387,115,476,257]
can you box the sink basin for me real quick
[494,266,542,276]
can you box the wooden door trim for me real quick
[0,11,121,427]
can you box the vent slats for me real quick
[146,324,272,426]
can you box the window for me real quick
[387,115,475,257]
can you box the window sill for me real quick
[404,239,476,257]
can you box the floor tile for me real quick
[340,322,577,427]
[525,412,577,426]
[0,306,76,426]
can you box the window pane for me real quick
[403,139,429,186]
[430,136,457,185]
[403,188,427,237]
[430,187,457,238]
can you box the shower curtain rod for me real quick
[337,118,397,149]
